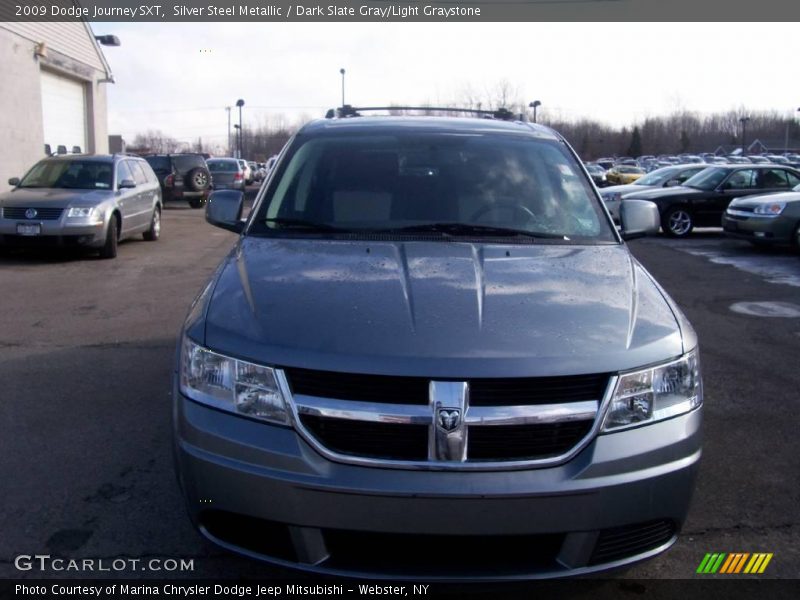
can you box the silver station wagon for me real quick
[174,108,703,579]
[0,154,162,258]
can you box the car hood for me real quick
[622,185,703,201]
[601,183,655,197]
[0,187,114,207]
[729,190,800,207]
[199,238,686,378]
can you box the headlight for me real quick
[67,207,96,218]
[179,337,290,425]
[602,349,702,432]
[753,202,786,216]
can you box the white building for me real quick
[0,16,115,190]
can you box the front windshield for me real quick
[683,167,726,190]
[19,160,113,190]
[634,167,678,186]
[252,133,615,242]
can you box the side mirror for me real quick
[665,179,681,187]
[119,179,136,189]
[8,177,20,186]
[206,190,244,233]
[620,199,660,240]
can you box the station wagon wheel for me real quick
[143,206,161,241]
[662,206,693,237]
[99,215,119,259]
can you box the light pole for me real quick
[236,98,245,158]
[339,68,346,107]
[740,116,750,155]
[529,100,541,123]
[784,107,800,153]
[233,124,241,159]
[225,106,231,156]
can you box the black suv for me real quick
[144,154,211,208]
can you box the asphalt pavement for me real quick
[1,209,798,584]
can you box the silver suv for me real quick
[174,109,702,579]
[0,154,162,258]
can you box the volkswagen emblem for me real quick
[25,208,37,219]
[437,409,461,432]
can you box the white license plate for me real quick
[16,223,41,236]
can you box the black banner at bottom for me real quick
[2,579,800,600]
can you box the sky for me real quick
[99,22,800,153]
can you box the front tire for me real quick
[792,222,800,253]
[143,207,161,241]
[662,206,694,238]
[99,216,118,259]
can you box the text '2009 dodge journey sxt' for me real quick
[174,109,702,579]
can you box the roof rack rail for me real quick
[325,105,520,121]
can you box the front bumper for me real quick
[722,211,796,244]
[0,218,106,247]
[173,383,702,579]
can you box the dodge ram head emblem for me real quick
[25,208,37,219]
[437,409,461,431]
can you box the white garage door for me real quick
[40,70,87,154]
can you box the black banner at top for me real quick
[2,0,800,22]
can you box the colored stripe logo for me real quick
[696,553,773,574]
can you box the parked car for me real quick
[595,157,615,170]
[248,161,262,182]
[606,165,646,185]
[237,159,253,185]
[601,164,708,221]
[727,156,751,164]
[206,158,246,192]
[723,183,800,248]
[584,162,608,187]
[0,154,162,258]
[624,165,800,237]
[746,155,771,164]
[174,111,702,579]
[144,153,211,209]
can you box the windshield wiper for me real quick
[376,222,568,240]
[262,217,351,232]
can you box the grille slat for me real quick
[301,415,428,461]
[468,421,594,460]
[3,207,64,220]
[285,367,608,406]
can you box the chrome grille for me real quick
[3,207,64,220]
[281,368,612,469]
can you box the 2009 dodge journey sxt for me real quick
[173,108,702,579]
